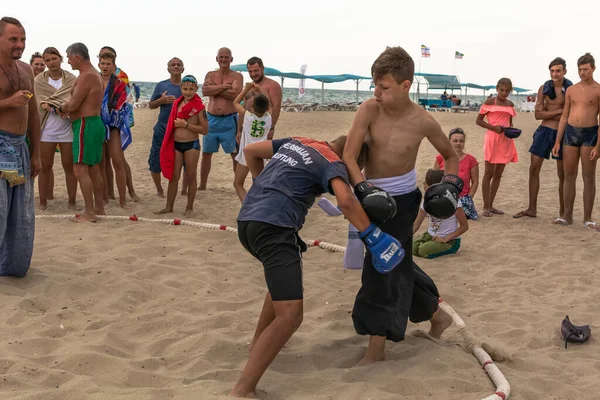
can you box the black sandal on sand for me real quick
[490,208,505,215]
[513,210,536,218]
[482,211,493,217]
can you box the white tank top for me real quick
[235,111,272,166]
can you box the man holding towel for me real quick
[513,57,570,220]
[99,51,132,210]
[0,16,41,277]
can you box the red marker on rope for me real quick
[219,225,227,230]
[174,219,181,225]
[129,215,138,221]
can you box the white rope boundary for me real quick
[36,213,510,399]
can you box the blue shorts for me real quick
[529,125,562,160]
[203,112,237,154]
[564,124,598,147]
[148,123,166,173]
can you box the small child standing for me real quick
[476,77,518,217]
[413,169,469,259]
[156,75,208,217]
[233,82,272,203]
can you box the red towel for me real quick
[160,94,205,180]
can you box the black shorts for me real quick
[352,189,440,342]
[237,220,307,301]
[564,124,598,147]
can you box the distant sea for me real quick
[132,82,505,106]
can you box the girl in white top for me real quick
[232,82,272,203]
[34,47,78,210]
[413,169,469,259]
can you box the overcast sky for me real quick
[5,0,600,93]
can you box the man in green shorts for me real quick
[59,43,105,222]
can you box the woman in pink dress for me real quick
[476,78,518,217]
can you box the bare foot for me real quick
[68,203,82,211]
[129,192,141,202]
[551,217,571,226]
[154,208,173,215]
[355,352,385,366]
[354,336,386,367]
[95,206,106,216]
[71,212,97,223]
[428,307,453,339]
[156,190,165,198]
[184,209,194,218]
[197,185,206,191]
[39,203,47,211]
[120,202,133,211]
[229,387,257,399]
[47,195,54,200]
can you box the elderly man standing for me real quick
[148,57,183,197]
[0,17,41,277]
[198,47,243,190]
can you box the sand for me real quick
[1,107,599,400]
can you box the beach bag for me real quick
[502,127,522,139]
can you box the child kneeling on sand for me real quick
[413,169,469,258]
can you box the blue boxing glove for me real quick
[359,223,405,273]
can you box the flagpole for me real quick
[451,54,456,96]
[417,52,422,102]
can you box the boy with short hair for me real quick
[232,82,272,202]
[230,135,404,398]
[552,52,600,229]
[155,75,208,217]
[343,46,461,365]
[98,51,132,209]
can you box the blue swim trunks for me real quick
[529,125,562,160]
[203,112,238,154]
[564,124,598,147]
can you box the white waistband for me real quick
[367,169,417,196]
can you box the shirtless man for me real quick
[60,43,105,222]
[198,47,243,190]
[244,57,282,140]
[0,17,41,277]
[343,46,458,365]
[552,53,600,229]
[513,57,569,220]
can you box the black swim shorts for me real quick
[564,124,598,147]
[237,220,307,301]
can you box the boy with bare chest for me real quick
[552,53,600,228]
[156,75,207,217]
[343,46,461,365]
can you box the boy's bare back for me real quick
[359,98,446,179]
[566,81,600,127]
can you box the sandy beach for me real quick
[1,107,599,400]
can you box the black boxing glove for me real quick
[423,174,464,219]
[354,181,397,225]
